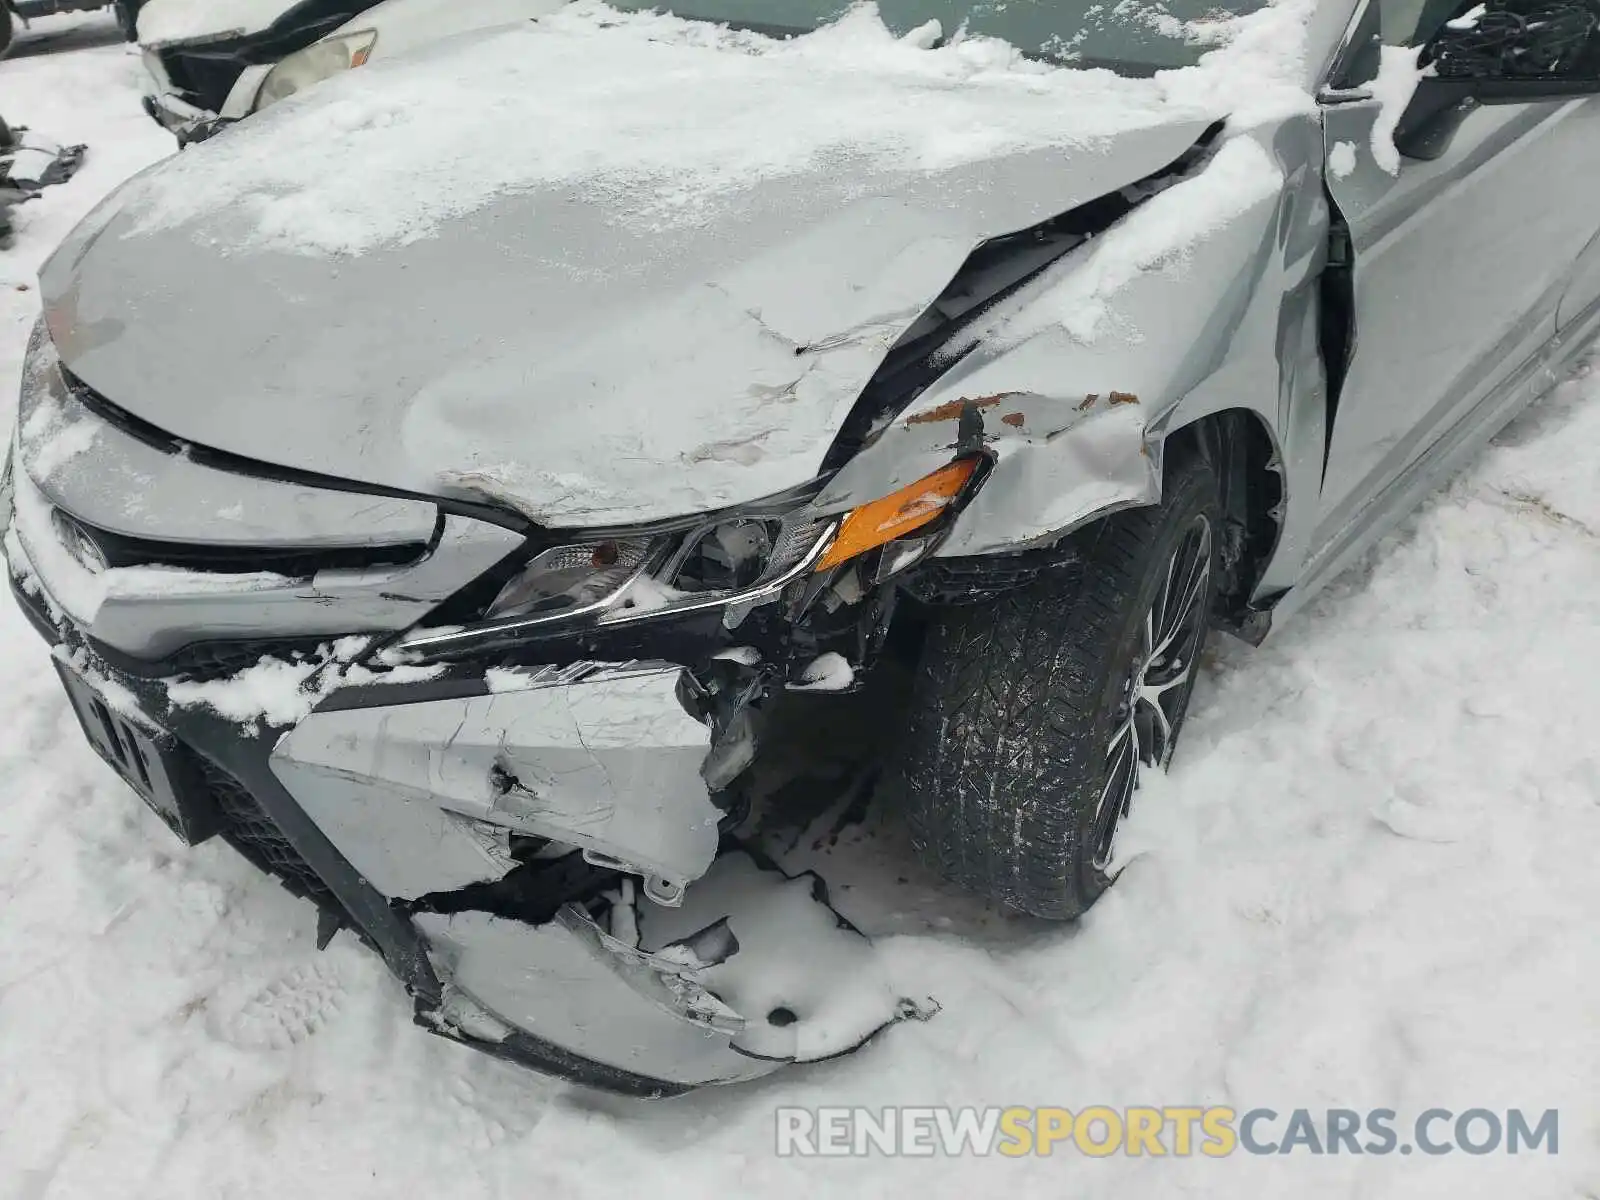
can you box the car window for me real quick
[602,0,1270,75]
[1378,0,1464,44]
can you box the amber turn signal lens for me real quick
[815,458,980,572]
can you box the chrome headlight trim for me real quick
[399,520,837,657]
[594,520,835,630]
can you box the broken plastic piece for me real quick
[644,875,686,907]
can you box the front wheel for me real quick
[893,455,1221,919]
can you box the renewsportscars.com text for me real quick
[774,1106,1559,1158]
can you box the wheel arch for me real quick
[907,406,1284,632]
[1160,408,1284,642]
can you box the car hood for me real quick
[139,0,312,45]
[43,10,1225,526]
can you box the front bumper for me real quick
[15,591,774,1091]
[3,345,909,1092]
[139,55,269,145]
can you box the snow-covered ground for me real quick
[2,14,1597,1199]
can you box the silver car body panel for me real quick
[1315,93,1600,552]
[412,907,777,1087]
[271,663,721,891]
[16,321,440,549]
[40,105,1217,528]
[814,123,1322,577]
[1275,281,1600,626]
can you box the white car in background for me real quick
[139,0,566,144]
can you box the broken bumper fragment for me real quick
[1,126,87,245]
[141,91,231,145]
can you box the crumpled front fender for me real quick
[816,133,1290,559]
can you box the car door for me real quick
[1557,224,1600,329]
[1313,0,1600,546]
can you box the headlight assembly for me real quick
[485,537,658,621]
[399,458,985,658]
[256,29,378,111]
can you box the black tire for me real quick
[894,454,1222,919]
[1,6,14,59]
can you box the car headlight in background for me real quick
[256,29,378,111]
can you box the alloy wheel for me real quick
[1092,514,1212,870]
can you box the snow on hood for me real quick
[137,0,302,46]
[44,1,1318,526]
[116,0,1315,258]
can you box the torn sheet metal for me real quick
[815,134,1287,557]
[270,663,721,897]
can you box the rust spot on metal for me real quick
[904,392,1016,427]
[1108,391,1140,406]
[1000,412,1025,428]
[1075,393,1099,412]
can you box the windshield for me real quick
[602,0,1265,74]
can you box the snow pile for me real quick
[166,644,445,729]
[114,0,1318,257]
[165,653,332,727]
[1327,138,1358,178]
[1370,45,1427,174]
[103,566,297,598]
[484,666,538,694]
[1155,0,1319,124]
[792,651,856,692]
[638,853,917,1062]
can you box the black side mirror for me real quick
[1396,0,1600,159]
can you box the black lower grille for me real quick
[162,637,331,683]
[71,520,431,576]
[196,755,334,907]
[87,634,337,683]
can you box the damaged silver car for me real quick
[8,0,1600,1093]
